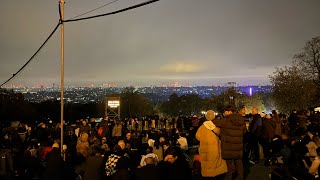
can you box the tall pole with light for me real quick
[60,0,65,158]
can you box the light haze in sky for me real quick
[1,0,320,87]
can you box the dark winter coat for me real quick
[262,118,276,140]
[43,148,65,180]
[297,115,307,130]
[213,113,246,160]
[111,169,130,180]
[158,159,192,180]
[79,125,91,135]
[110,156,131,180]
[249,114,262,137]
[37,127,49,144]
[135,164,161,180]
[99,120,110,137]
[83,155,104,180]
[0,149,14,176]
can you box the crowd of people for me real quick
[1,106,320,180]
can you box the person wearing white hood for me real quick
[196,110,228,178]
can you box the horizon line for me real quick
[3,84,272,89]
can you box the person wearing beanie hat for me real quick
[82,145,104,180]
[203,110,217,131]
[44,141,65,180]
[213,105,246,180]
[205,110,216,121]
[79,119,91,135]
[52,143,59,149]
[77,133,90,158]
[261,114,276,158]
[196,110,227,177]
[249,107,263,164]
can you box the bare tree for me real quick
[294,36,320,84]
[269,63,317,112]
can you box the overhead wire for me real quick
[64,0,159,23]
[0,3,65,88]
[0,22,61,88]
[67,0,121,20]
[1,0,160,87]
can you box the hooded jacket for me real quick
[196,120,227,177]
[76,133,90,157]
[83,155,104,180]
[262,118,276,140]
[43,148,65,180]
[213,113,246,160]
[249,114,262,137]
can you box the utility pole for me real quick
[60,0,65,159]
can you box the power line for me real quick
[0,23,61,88]
[64,0,159,23]
[67,0,121,20]
[0,0,160,87]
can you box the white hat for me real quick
[205,110,216,121]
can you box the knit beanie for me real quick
[205,110,215,121]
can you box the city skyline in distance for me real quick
[17,84,272,104]
[1,0,320,87]
[4,78,271,89]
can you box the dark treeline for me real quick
[0,87,154,123]
[1,87,272,125]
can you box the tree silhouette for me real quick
[270,64,317,112]
[120,87,154,118]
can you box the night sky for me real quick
[1,0,320,87]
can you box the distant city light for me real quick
[12,85,272,103]
[249,87,252,96]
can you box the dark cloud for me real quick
[1,0,320,86]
